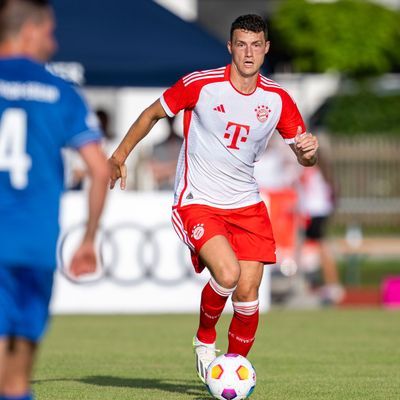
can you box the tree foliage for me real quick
[272,0,400,77]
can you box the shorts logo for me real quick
[254,105,270,123]
[191,223,205,240]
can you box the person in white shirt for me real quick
[109,14,318,383]
[300,147,344,304]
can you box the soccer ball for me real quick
[206,353,256,400]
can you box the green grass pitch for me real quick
[34,310,400,399]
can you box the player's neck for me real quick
[0,41,17,58]
[0,40,37,61]
[229,63,259,95]
[0,40,23,57]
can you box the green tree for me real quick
[272,0,400,78]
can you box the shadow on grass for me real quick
[33,375,211,399]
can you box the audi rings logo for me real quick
[58,222,207,286]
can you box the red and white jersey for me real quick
[160,64,306,209]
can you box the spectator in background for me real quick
[254,132,302,191]
[299,143,345,304]
[149,116,183,190]
[0,1,109,399]
[66,152,86,190]
[254,134,302,269]
[96,108,115,142]
[67,108,114,190]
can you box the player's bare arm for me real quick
[109,99,167,190]
[69,143,110,277]
[290,132,319,167]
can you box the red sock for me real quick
[196,278,235,344]
[228,300,259,357]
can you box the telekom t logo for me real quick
[223,121,250,150]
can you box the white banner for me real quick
[51,191,270,314]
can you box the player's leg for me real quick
[225,201,275,356]
[173,206,242,381]
[2,339,36,399]
[307,217,344,303]
[174,206,240,342]
[228,260,264,357]
[1,268,54,400]
[0,266,18,397]
[319,240,345,303]
[0,338,9,392]
[320,239,339,284]
[194,234,241,382]
[197,234,241,343]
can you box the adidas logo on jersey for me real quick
[213,104,225,113]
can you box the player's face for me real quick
[28,10,57,62]
[228,29,269,78]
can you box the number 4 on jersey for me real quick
[0,108,31,189]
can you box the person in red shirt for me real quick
[109,14,318,383]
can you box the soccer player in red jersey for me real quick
[109,14,318,383]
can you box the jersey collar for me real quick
[225,64,260,96]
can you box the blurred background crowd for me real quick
[55,0,400,309]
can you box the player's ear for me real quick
[227,41,232,55]
[265,41,270,55]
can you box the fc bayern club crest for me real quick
[254,105,271,122]
[191,223,205,240]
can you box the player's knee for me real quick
[234,287,259,302]
[219,276,239,290]
[216,267,240,289]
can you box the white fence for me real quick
[332,135,400,228]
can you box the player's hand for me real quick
[295,131,319,165]
[108,156,127,190]
[69,241,97,277]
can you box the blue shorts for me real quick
[0,267,54,342]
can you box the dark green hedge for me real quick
[311,92,400,135]
[273,0,400,77]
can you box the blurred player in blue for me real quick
[0,1,110,399]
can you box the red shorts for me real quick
[171,201,276,273]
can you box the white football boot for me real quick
[193,336,218,384]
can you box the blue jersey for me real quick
[0,57,102,270]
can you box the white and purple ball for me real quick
[206,353,256,400]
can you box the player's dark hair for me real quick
[0,0,51,42]
[230,14,268,40]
